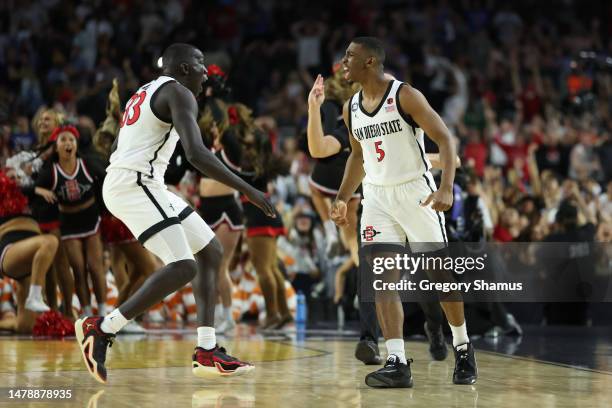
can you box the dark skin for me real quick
[116,46,273,329]
[331,42,464,344]
[332,42,456,222]
[150,48,275,217]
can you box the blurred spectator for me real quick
[9,116,36,153]
[0,0,609,329]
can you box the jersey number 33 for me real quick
[119,91,147,128]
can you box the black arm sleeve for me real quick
[329,124,351,150]
[320,101,341,135]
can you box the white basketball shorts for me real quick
[103,169,214,264]
[360,172,448,253]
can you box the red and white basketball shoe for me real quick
[192,346,255,378]
[75,316,115,384]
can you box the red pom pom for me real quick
[100,214,135,244]
[0,171,28,218]
[32,310,75,337]
[207,64,226,78]
[228,106,239,125]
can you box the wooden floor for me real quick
[1,326,611,408]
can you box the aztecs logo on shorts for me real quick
[362,226,380,241]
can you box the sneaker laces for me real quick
[216,346,241,362]
[93,334,115,364]
[384,356,413,367]
[455,348,473,371]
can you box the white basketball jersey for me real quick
[348,80,431,186]
[107,76,181,182]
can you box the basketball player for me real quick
[330,37,477,387]
[74,43,275,384]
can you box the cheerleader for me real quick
[197,102,244,333]
[0,168,58,332]
[33,108,74,316]
[224,105,291,329]
[35,125,107,316]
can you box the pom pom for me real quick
[100,214,135,244]
[0,171,29,218]
[207,64,226,78]
[227,106,239,125]
[32,310,75,337]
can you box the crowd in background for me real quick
[0,0,611,333]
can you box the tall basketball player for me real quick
[74,43,275,384]
[330,37,477,388]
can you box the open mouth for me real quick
[343,66,350,80]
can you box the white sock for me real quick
[83,305,93,316]
[28,285,43,300]
[324,220,338,241]
[100,308,129,334]
[385,338,407,364]
[223,306,233,321]
[197,326,216,350]
[449,321,469,349]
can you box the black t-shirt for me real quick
[36,158,104,206]
[198,129,244,182]
[535,144,571,178]
[544,223,596,243]
[540,223,596,300]
[314,100,351,165]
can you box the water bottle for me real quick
[296,292,307,324]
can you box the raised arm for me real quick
[165,83,275,217]
[307,75,343,158]
[399,84,456,211]
[331,101,365,226]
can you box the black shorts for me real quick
[198,195,244,231]
[32,197,60,232]
[59,203,101,240]
[242,201,285,237]
[309,160,361,199]
[0,230,39,279]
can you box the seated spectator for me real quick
[277,209,325,300]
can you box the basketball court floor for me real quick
[1,325,611,407]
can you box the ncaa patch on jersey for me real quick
[385,97,395,112]
[351,102,358,112]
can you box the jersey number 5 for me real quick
[374,141,385,162]
[120,91,147,127]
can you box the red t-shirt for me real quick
[493,224,514,242]
[464,142,488,177]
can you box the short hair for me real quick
[352,37,385,65]
[160,43,198,70]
